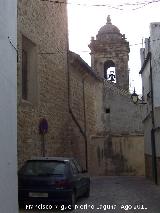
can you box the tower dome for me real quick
[89,15,130,91]
[96,15,122,40]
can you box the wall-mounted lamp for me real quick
[131,88,147,105]
[131,88,139,104]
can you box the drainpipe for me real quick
[149,51,158,184]
[66,43,88,171]
[82,75,88,171]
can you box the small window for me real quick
[106,108,110,114]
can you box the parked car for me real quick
[18,157,90,209]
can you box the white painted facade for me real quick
[140,22,160,182]
[150,23,160,107]
[140,23,160,153]
[0,0,18,212]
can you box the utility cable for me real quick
[40,0,160,11]
[31,38,160,55]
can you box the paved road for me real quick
[20,176,160,213]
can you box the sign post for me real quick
[39,118,48,157]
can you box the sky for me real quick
[67,0,160,94]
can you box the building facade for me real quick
[17,0,70,167]
[140,22,160,184]
[68,17,145,176]
[0,0,18,212]
[89,16,145,175]
[17,5,145,177]
[68,51,98,170]
[17,0,97,172]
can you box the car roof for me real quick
[27,157,75,162]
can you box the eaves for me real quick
[69,51,100,81]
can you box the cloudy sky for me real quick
[67,0,160,94]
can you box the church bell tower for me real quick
[89,16,130,91]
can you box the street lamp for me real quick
[131,88,147,105]
[131,88,139,104]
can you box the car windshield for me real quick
[21,160,66,176]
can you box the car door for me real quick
[73,159,89,194]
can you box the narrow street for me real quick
[20,176,160,213]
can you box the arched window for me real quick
[104,60,116,83]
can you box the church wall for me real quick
[93,80,144,135]
[103,83,145,175]
[17,0,70,167]
[89,136,106,176]
[68,58,86,168]
[105,135,145,176]
[92,80,145,175]
[103,84,144,134]
[69,52,98,170]
[68,52,144,175]
[94,82,105,133]
[88,129,144,176]
[89,17,145,176]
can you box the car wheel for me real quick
[84,186,90,198]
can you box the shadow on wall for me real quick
[104,135,144,176]
[88,136,106,176]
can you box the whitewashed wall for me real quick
[150,22,160,107]
[140,23,160,158]
[0,0,18,212]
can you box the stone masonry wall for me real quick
[89,136,105,176]
[103,81,144,134]
[105,135,144,176]
[89,38,130,91]
[93,79,145,176]
[69,52,97,170]
[17,0,71,167]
